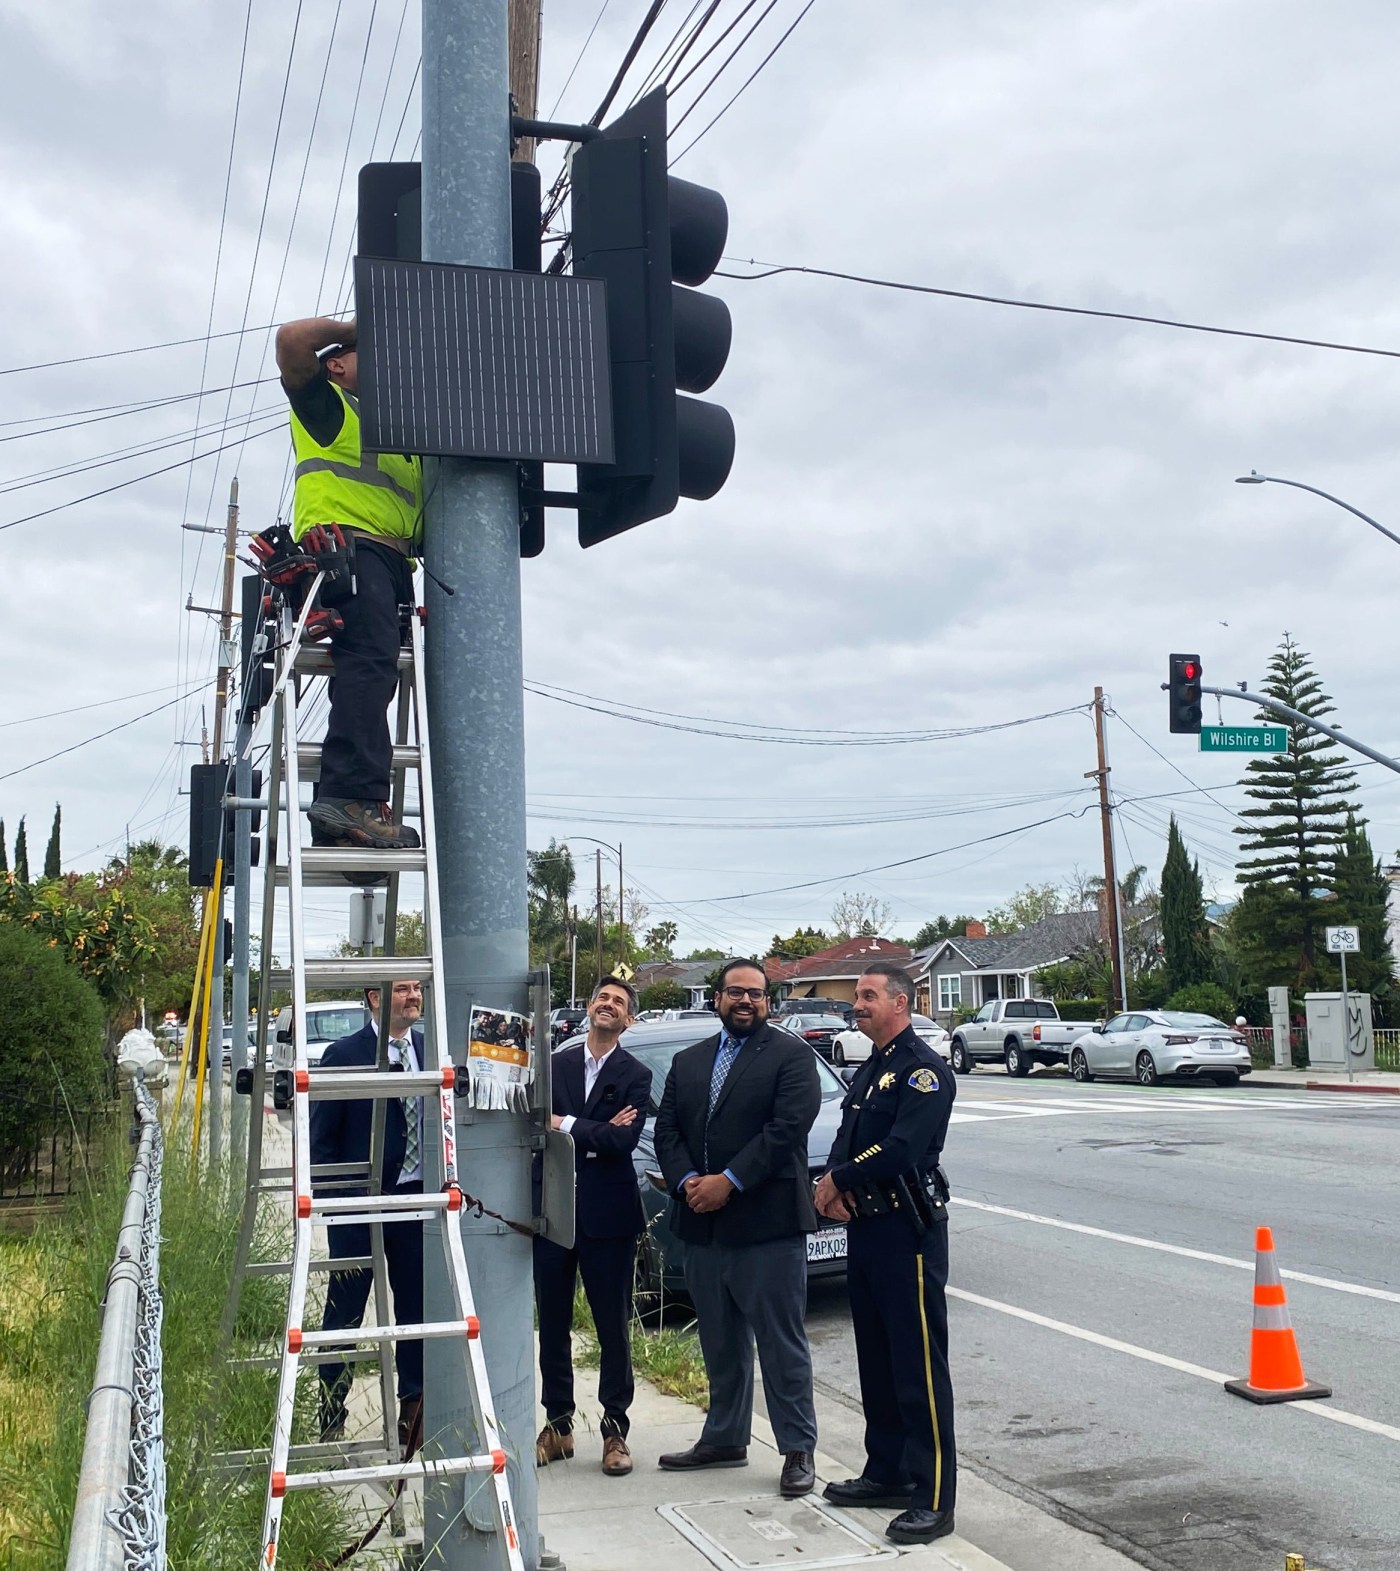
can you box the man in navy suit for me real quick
[309,979,427,1450]
[534,976,652,1476]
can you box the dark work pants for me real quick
[534,1232,638,1438]
[684,1234,818,1453]
[846,1215,956,1513]
[319,537,412,804]
[318,1188,424,1410]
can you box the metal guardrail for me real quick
[67,1082,166,1571]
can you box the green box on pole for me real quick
[1199,724,1288,754]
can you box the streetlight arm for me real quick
[1236,471,1400,549]
[1203,684,1400,776]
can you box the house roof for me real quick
[914,907,1160,976]
[780,935,913,983]
[634,959,717,990]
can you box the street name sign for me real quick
[1326,926,1360,954]
[1199,725,1287,754]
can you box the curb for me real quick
[1249,1074,1400,1096]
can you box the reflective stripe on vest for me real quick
[289,382,422,544]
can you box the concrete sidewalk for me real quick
[538,1369,1141,1571]
[1247,1065,1400,1094]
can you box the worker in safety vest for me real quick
[275,315,422,850]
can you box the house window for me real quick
[938,975,961,1011]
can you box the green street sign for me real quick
[1199,724,1287,754]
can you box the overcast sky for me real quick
[5,0,1400,960]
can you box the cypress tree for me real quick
[43,804,61,880]
[1331,812,1396,1005]
[13,818,29,885]
[0,819,7,875]
[1161,815,1213,993]
[1232,635,1358,989]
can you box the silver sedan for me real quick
[1068,1010,1252,1087]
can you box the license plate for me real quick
[807,1228,847,1263]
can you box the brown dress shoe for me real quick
[536,1425,575,1466]
[601,1435,633,1476]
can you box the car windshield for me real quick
[1159,1012,1230,1030]
[626,1034,847,1111]
[797,1015,846,1029]
[911,1015,940,1031]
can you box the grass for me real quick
[0,1109,356,1571]
[571,1284,711,1410]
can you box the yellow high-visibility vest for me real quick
[289,384,422,544]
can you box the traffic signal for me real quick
[188,763,227,888]
[240,574,274,718]
[1168,653,1203,734]
[570,87,735,546]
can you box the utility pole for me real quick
[508,0,542,163]
[421,5,536,1566]
[1089,688,1126,1014]
[595,848,604,982]
[617,840,623,951]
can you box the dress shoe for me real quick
[601,1435,633,1476]
[658,1440,748,1470]
[822,1475,916,1510]
[535,1425,575,1466]
[779,1451,815,1497]
[886,1508,955,1544]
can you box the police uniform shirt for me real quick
[827,1023,955,1193]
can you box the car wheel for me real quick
[1005,1042,1030,1078]
[1213,1071,1239,1087]
[1070,1048,1093,1083]
[951,1039,972,1075]
[1135,1051,1159,1087]
[832,1040,845,1066]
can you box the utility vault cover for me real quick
[657,1497,897,1570]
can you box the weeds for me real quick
[571,1286,710,1410]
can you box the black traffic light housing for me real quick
[570,87,735,546]
[1168,653,1203,734]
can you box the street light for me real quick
[1234,470,1400,549]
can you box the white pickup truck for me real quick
[948,998,1100,1076]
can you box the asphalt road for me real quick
[805,1070,1400,1571]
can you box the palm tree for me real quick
[528,841,576,967]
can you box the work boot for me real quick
[535,1424,574,1466]
[307,798,421,850]
[398,1396,423,1456]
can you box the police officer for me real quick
[814,960,957,1545]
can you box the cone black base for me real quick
[1224,1377,1332,1405]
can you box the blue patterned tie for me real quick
[709,1033,740,1114]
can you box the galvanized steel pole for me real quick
[421,3,536,1566]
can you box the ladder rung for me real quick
[295,644,414,676]
[247,1255,373,1277]
[315,1190,455,1217]
[280,1453,501,1492]
[300,1069,452,1101]
[218,1438,391,1469]
[297,742,420,780]
[275,847,427,882]
[295,1318,476,1350]
[321,1206,439,1226]
[270,954,435,990]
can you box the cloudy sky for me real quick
[5,0,1400,960]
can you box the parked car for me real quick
[548,1006,588,1047]
[221,1024,257,1068]
[831,1013,950,1066]
[660,1008,717,1021]
[273,999,372,1071]
[777,1012,848,1060]
[1068,1011,1252,1087]
[554,1019,850,1311]
[776,996,855,1025]
[949,998,1100,1076]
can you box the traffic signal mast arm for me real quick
[1202,684,1400,778]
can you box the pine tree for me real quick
[0,819,7,875]
[1331,812,1396,1006]
[13,818,29,885]
[1232,634,1359,989]
[1161,815,1213,994]
[43,804,61,880]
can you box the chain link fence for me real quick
[66,1082,166,1571]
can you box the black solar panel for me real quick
[354,256,614,464]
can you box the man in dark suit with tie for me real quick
[309,979,427,1451]
[653,958,822,1497]
[534,975,652,1476]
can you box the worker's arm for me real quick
[275,316,356,390]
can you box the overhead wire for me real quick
[547,0,615,118]
[0,685,217,785]
[1106,704,1246,823]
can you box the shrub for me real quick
[1163,981,1236,1022]
[638,979,686,1011]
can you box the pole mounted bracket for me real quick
[510,110,603,150]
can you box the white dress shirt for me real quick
[559,1041,617,1133]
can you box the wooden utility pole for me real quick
[1089,687,1126,1013]
[595,848,604,983]
[617,839,623,946]
[209,477,240,765]
[509,0,542,162]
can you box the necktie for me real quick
[709,1034,739,1114]
[391,1039,420,1176]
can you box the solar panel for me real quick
[354,256,614,464]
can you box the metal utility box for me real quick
[1304,991,1375,1069]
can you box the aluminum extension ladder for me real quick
[224,581,523,1571]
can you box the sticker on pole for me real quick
[1326,926,1360,954]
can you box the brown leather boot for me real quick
[535,1424,575,1466]
[601,1435,633,1476]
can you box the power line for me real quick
[0,685,216,785]
[0,322,282,378]
[0,378,277,443]
[0,679,215,730]
[548,0,614,118]
[715,259,1400,362]
[1106,705,1246,823]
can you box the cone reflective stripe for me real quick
[1225,1226,1332,1405]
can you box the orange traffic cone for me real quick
[1225,1227,1331,1404]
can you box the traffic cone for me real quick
[1225,1227,1331,1404]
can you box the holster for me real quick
[847,1168,948,1237]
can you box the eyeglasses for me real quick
[722,987,766,1001]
